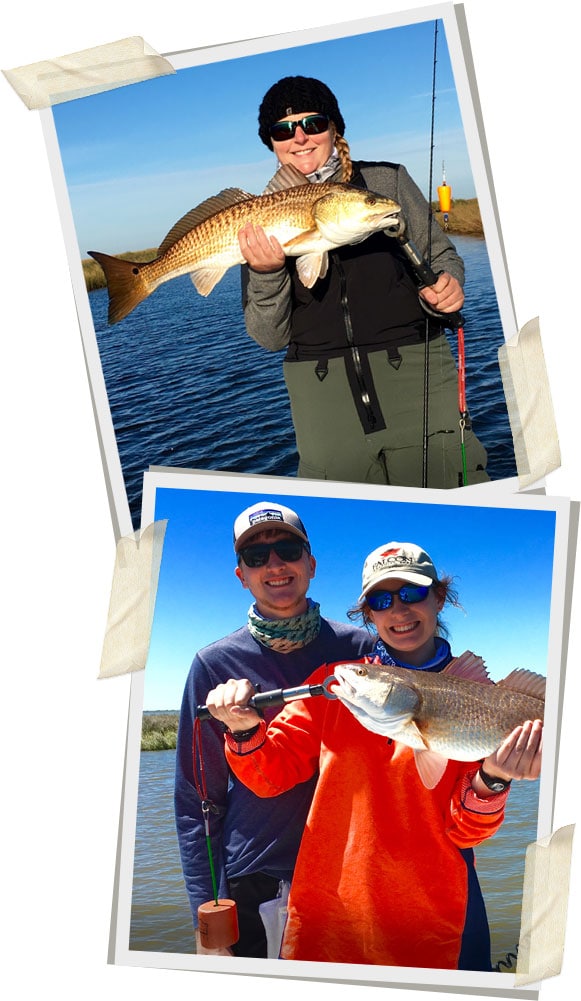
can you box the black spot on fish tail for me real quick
[88,250,152,325]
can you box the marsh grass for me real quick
[81,200,484,292]
[83,248,158,291]
[432,198,484,236]
[142,712,179,751]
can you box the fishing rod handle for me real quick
[195,682,327,722]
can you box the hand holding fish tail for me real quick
[205,678,262,732]
[476,719,543,793]
[238,223,286,273]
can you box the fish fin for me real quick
[283,228,321,250]
[414,749,449,789]
[189,266,229,297]
[497,669,546,701]
[442,651,493,685]
[157,189,255,255]
[295,250,329,288]
[262,164,311,194]
[87,250,152,324]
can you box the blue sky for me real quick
[142,483,558,711]
[51,18,475,256]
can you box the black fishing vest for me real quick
[283,164,440,432]
[240,162,443,433]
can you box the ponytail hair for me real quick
[329,124,353,182]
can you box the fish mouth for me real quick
[381,211,402,235]
[330,667,356,700]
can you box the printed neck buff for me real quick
[306,151,341,183]
[247,598,322,653]
[374,636,453,673]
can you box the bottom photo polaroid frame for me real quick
[110,469,574,997]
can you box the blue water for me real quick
[129,747,538,972]
[89,236,517,529]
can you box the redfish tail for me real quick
[88,251,151,325]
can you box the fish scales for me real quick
[146,185,328,282]
[403,668,545,758]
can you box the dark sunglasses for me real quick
[367,584,431,611]
[269,114,330,143]
[238,539,309,568]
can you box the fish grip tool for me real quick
[393,224,464,331]
[195,676,338,721]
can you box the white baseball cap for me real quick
[233,502,309,552]
[359,541,438,600]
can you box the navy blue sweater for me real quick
[174,617,372,925]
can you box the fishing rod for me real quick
[395,221,470,487]
[422,18,440,488]
[408,19,469,487]
[195,676,338,721]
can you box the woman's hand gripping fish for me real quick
[330,652,545,789]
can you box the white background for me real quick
[1,2,579,1000]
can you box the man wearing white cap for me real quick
[174,501,372,958]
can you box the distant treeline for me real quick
[142,712,180,751]
[82,199,483,293]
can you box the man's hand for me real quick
[206,678,262,732]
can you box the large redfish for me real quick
[331,652,545,788]
[88,164,401,325]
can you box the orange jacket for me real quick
[225,663,508,969]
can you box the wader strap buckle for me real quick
[315,359,329,382]
[387,345,402,370]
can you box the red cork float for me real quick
[198,899,239,950]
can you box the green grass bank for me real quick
[142,712,180,751]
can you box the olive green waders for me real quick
[283,335,489,488]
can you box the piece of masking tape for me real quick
[2,36,175,110]
[498,316,561,488]
[99,520,168,679]
[515,824,575,985]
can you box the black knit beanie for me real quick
[258,76,346,149]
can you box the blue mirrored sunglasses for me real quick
[366,584,431,611]
[269,114,330,142]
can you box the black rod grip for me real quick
[195,682,327,722]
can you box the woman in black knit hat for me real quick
[239,76,489,488]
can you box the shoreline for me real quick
[82,198,484,293]
[142,712,179,751]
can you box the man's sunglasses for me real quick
[366,584,431,611]
[269,114,330,143]
[238,539,310,568]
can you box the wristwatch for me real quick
[478,765,512,793]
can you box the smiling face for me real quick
[271,111,335,175]
[367,578,445,667]
[235,527,316,619]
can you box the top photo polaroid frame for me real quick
[40,3,523,539]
